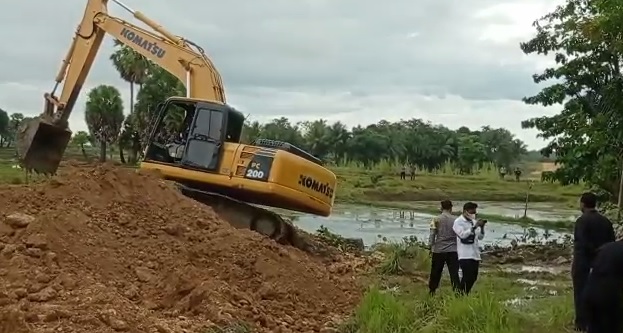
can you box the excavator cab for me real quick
[143,97,244,171]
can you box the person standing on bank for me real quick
[428,200,460,295]
[572,192,615,332]
[453,202,486,295]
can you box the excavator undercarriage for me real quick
[176,185,336,256]
[177,184,306,250]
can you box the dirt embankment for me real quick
[482,243,572,266]
[0,162,364,333]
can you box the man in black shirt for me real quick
[572,192,616,331]
[583,240,623,333]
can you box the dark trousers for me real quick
[428,251,460,293]
[586,301,623,333]
[572,260,590,330]
[458,259,480,295]
[585,279,623,333]
[400,172,406,180]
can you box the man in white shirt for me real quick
[453,202,486,295]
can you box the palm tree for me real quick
[85,85,125,162]
[302,119,331,159]
[326,122,351,164]
[110,40,151,114]
[110,41,151,163]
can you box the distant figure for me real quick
[410,165,416,180]
[453,202,486,295]
[514,167,522,182]
[572,192,615,331]
[499,166,507,180]
[428,200,460,295]
[400,165,406,180]
[583,239,623,333]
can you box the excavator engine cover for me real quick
[16,117,72,174]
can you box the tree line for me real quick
[242,118,528,172]
[0,40,531,173]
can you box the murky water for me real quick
[285,204,571,247]
[409,201,577,221]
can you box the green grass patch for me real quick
[334,166,584,204]
[342,239,574,333]
[343,284,573,333]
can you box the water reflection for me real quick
[288,204,570,247]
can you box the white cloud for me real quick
[0,0,564,149]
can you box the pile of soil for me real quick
[0,162,364,333]
[482,243,572,266]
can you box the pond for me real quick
[285,204,571,247]
[408,201,578,222]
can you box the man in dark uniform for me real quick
[572,192,616,331]
[583,239,623,333]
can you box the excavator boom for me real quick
[17,0,225,174]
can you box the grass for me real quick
[333,163,584,204]
[339,238,575,333]
[344,283,573,333]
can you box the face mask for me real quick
[467,213,476,220]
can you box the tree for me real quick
[70,131,91,159]
[0,108,9,147]
[84,85,125,162]
[110,41,152,163]
[1,113,24,147]
[457,135,487,174]
[520,0,623,201]
[133,66,186,153]
[241,120,262,144]
[110,40,151,114]
[241,117,527,171]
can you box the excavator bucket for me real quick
[16,117,72,174]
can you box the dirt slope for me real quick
[0,162,363,333]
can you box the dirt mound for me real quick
[482,243,572,265]
[0,162,363,332]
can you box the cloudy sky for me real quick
[1,0,563,149]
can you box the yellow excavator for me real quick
[16,0,337,250]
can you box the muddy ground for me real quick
[0,162,372,333]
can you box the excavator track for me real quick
[176,184,311,252]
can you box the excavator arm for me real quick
[17,0,226,174]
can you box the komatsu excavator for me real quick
[16,0,337,250]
